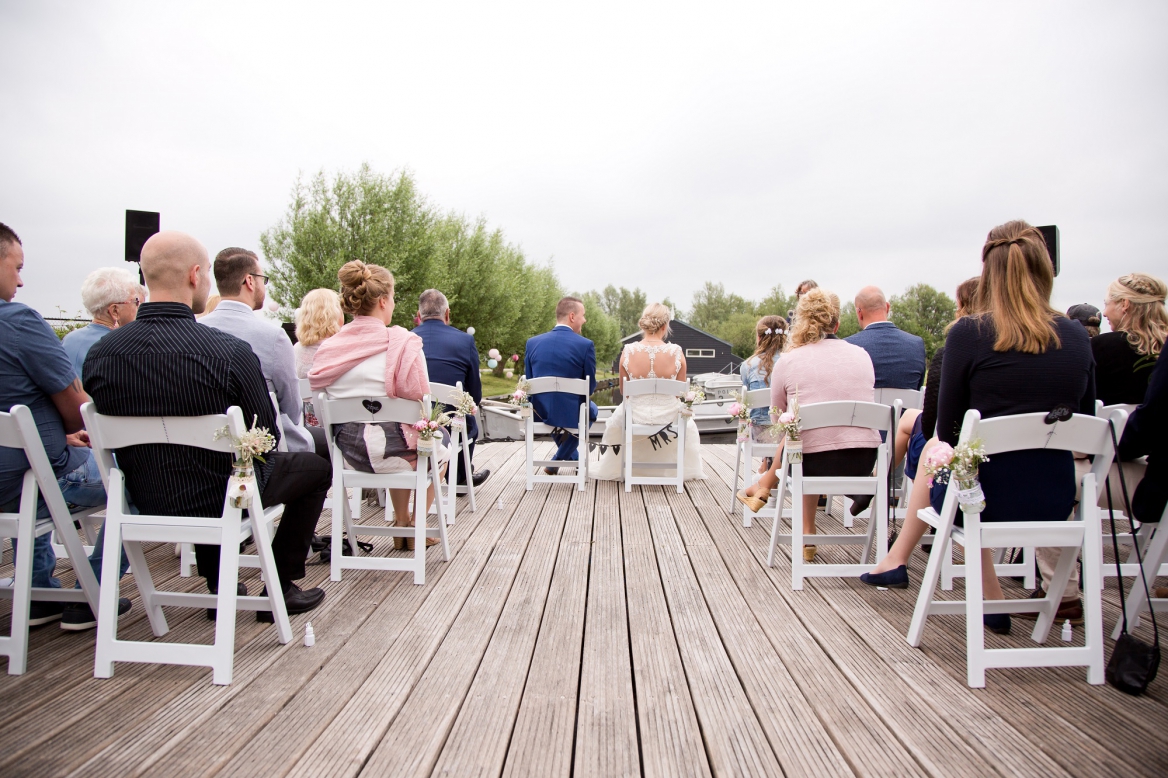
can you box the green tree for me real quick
[580,290,622,368]
[599,284,648,338]
[890,283,956,361]
[688,282,754,334]
[261,164,563,363]
[837,302,861,338]
[717,310,763,359]
[755,284,797,319]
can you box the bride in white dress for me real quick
[593,303,706,482]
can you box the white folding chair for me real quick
[523,375,591,491]
[0,405,102,675]
[906,408,1127,688]
[1093,402,1161,579]
[315,393,450,585]
[430,381,477,522]
[620,379,687,494]
[729,388,778,526]
[82,403,293,686]
[764,401,896,590]
[1111,500,1168,638]
[837,387,923,527]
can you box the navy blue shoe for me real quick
[859,565,908,589]
[984,613,1011,635]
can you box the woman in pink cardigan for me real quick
[308,260,445,549]
[737,289,879,561]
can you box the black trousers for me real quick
[196,451,331,588]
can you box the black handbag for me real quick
[1103,419,1160,695]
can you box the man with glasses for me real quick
[62,266,145,382]
[200,248,327,458]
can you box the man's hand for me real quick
[65,430,91,448]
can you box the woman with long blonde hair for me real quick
[737,289,880,562]
[1094,273,1166,405]
[861,220,1095,636]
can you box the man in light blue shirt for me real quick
[199,247,325,457]
[61,266,143,381]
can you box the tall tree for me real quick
[890,283,956,360]
[755,284,797,320]
[599,284,648,338]
[688,282,754,334]
[837,302,861,338]
[580,290,622,368]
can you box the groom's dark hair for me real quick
[555,296,584,321]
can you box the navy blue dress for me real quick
[930,315,1095,522]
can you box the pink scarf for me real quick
[308,316,429,400]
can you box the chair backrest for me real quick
[429,381,466,406]
[314,393,429,428]
[622,378,688,398]
[299,378,313,403]
[797,400,898,436]
[874,387,923,411]
[1097,401,1139,418]
[526,375,590,397]
[81,403,245,492]
[743,388,772,409]
[958,408,1128,486]
[0,405,75,522]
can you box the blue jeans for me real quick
[552,401,600,461]
[4,450,129,589]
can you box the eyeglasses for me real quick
[249,273,269,284]
[114,298,141,307]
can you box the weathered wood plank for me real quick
[619,485,711,778]
[498,482,594,778]
[572,479,641,778]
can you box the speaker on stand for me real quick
[125,210,160,286]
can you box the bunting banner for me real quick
[592,423,677,456]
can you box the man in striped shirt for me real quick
[84,231,326,619]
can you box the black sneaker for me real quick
[206,582,248,621]
[256,583,325,622]
[61,598,132,631]
[28,601,66,627]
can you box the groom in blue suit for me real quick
[524,296,598,469]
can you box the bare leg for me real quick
[803,494,818,536]
[981,548,1004,600]
[894,409,920,472]
[390,489,411,526]
[744,438,786,497]
[868,437,940,574]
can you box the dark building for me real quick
[614,320,743,375]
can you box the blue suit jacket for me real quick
[845,321,926,390]
[413,318,483,440]
[524,325,596,428]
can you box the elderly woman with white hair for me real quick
[61,266,145,381]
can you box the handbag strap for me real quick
[1106,418,1159,647]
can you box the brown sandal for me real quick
[737,488,771,513]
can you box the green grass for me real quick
[479,370,617,399]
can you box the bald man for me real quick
[84,231,327,620]
[844,286,926,390]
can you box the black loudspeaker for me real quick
[125,210,160,263]
[1037,224,1059,277]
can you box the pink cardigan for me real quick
[770,338,880,454]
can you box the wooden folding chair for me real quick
[82,403,292,686]
[0,405,102,675]
[906,407,1127,688]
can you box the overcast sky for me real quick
[3,1,1166,324]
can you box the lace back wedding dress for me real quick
[592,342,706,481]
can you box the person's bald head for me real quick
[140,231,212,313]
[854,285,890,327]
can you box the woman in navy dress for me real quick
[861,220,1095,635]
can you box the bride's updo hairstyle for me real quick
[639,302,671,337]
[1106,272,1168,357]
[787,288,839,350]
[338,260,394,316]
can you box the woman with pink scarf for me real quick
[308,261,446,549]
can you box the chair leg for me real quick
[211,525,241,686]
[907,529,951,648]
[432,465,451,562]
[251,510,292,645]
[1113,522,1167,637]
[445,436,459,527]
[6,509,35,675]
[730,440,743,514]
[462,432,476,513]
[1034,546,1077,643]
[125,539,167,636]
[964,514,987,688]
[330,484,346,582]
[791,471,804,591]
[413,473,427,586]
[1081,503,1105,684]
[180,542,196,577]
[94,511,127,679]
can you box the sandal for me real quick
[736,488,771,513]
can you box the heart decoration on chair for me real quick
[362,399,382,415]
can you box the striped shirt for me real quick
[82,302,278,518]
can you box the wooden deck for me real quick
[3,442,1166,777]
